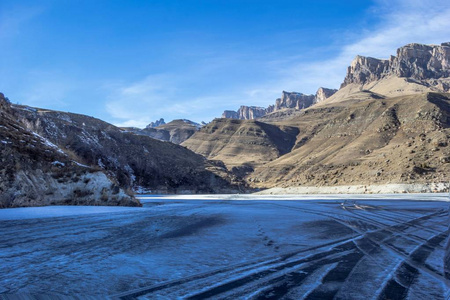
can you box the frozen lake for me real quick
[0,194,449,299]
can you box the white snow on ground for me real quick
[138,193,450,202]
[257,183,450,194]
[72,161,90,168]
[51,161,65,167]
[134,186,152,194]
[31,132,65,154]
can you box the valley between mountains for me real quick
[1,42,450,207]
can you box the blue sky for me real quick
[0,0,449,127]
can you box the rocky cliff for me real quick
[274,91,315,110]
[315,87,338,103]
[341,42,450,90]
[221,88,336,120]
[222,106,267,120]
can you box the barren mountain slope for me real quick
[182,118,299,169]
[248,92,450,188]
[12,104,239,194]
[0,95,139,208]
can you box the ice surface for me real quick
[0,196,448,298]
[0,206,142,220]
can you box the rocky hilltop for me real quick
[222,88,337,120]
[341,42,450,90]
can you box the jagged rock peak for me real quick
[341,42,450,88]
[146,118,165,128]
[315,87,338,103]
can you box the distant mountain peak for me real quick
[145,118,165,128]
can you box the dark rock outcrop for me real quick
[341,42,450,89]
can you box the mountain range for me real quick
[1,42,449,207]
[184,42,450,189]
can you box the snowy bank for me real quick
[255,183,450,195]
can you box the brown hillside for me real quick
[248,92,450,188]
[182,118,299,168]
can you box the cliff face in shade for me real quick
[341,43,450,90]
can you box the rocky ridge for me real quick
[341,42,450,90]
[222,88,337,120]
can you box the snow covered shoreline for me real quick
[138,191,450,202]
[255,182,450,195]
